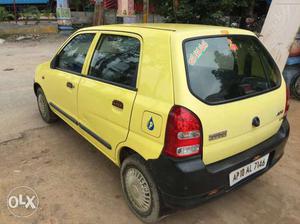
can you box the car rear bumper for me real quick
[148,118,290,209]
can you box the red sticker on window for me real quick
[227,39,239,52]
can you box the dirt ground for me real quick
[0,35,300,224]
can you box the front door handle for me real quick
[66,82,74,89]
[112,100,124,109]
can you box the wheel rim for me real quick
[38,94,47,118]
[124,167,152,213]
[295,76,300,95]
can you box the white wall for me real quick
[260,0,300,72]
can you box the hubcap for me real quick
[124,167,151,213]
[38,94,47,118]
[295,77,300,95]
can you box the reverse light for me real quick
[163,106,202,158]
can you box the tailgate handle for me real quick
[112,100,124,109]
[252,117,260,127]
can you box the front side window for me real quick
[56,33,95,74]
[88,35,140,88]
[184,35,281,104]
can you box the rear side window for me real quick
[88,35,140,88]
[184,36,281,104]
[56,33,95,74]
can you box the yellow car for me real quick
[34,24,290,223]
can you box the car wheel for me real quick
[36,88,58,123]
[121,154,161,223]
[291,74,300,100]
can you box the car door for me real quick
[77,32,141,159]
[45,32,96,124]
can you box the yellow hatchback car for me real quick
[34,24,290,223]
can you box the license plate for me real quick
[229,154,269,187]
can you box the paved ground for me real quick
[0,35,300,224]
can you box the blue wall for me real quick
[0,0,49,4]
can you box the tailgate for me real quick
[181,34,286,164]
[200,86,285,164]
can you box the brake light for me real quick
[284,85,290,117]
[163,106,202,158]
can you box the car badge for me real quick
[147,117,155,131]
[209,130,227,141]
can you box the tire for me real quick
[291,74,300,100]
[36,88,58,123]
[121,154,161,223]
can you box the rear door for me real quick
[182,35,286,164]
[77,32,141,159]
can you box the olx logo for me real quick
[147,117,155,131]
[7,186,39,217]
[8,194,36,209]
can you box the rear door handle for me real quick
[66,82,74,89]
[112,100,124,109]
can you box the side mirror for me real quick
[50,55,59,69]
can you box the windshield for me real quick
[184,35,281,104]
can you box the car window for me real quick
[56,33,95,74]
[88,35,140,88]
[184,35,281,104]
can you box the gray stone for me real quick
[16,36,26,41]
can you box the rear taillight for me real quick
[163,106,202,158]
[284,85,290,117]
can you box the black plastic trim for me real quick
[148,118,290,208]
[49,102,112,150]
[78,123,112,150]
[49,102,78,125]
[182,34,282,106]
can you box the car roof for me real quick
[81,23,254,37]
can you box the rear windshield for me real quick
[184,35,281,104]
